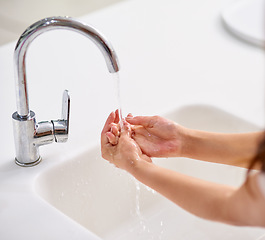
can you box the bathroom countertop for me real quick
[0,0,264,239]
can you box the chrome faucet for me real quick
[12,16,120,167]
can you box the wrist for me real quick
[172,125,189,158]
[178,127,198,158]
[128,155,153,177]
[161,123,189,158]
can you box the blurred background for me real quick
[0,0,122,46]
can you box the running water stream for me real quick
[111,72,163,238]
[111,72,123,129]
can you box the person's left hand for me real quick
[101,110,152,173]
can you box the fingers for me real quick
[101,110,121,135]
[110,123,120,137]
[121,120,132,138]
[101,113,116,161]
[102,111,137,147]
[114,109,120,124]
[101,111,116,145]
[101,110,129,146]
[130,133,152,156]
[126,115,155,128]
[102,111,115,133]
[107,121,120,145]
[106,132,119,145]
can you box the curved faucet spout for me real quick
[12,16,120,167]
[14,16,120,117]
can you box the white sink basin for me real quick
[35,105,265,239]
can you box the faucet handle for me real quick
[52,90,70,143]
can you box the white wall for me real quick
[0,0,123,45]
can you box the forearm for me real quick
[132,160,235,223]
[180,129,263,169]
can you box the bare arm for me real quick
[102,112,265,227]
[126,115,263,169]
[182,129,263,169]
[131,160,265,226]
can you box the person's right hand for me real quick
[126,115,186,158]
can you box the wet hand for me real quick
[101,110,152,173]
[126,115,186,158]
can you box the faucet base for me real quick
[15,156,42,167]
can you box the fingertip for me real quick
[111,124,119,136]
[122,120,132,136]
[102,111,116,134]
[110,111,115,118]
[116,110,122,123]
[108,111,116,123]
[125,116,134,123]
[106,132,119,145]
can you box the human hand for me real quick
[125,115,186,158]
[101,110,152,173]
